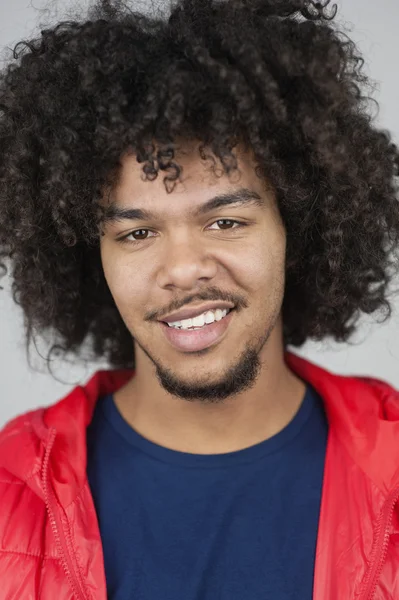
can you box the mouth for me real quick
[159,308,235,353]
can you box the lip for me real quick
[160,309,235,353]
[160,302,235,324]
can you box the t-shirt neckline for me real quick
[99,383,317,468]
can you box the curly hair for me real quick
[0,0,399,372]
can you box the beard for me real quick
[133,322,275,405]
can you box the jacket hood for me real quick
[1,351,399,506]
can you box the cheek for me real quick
[101,245,144,310]
[238,235,286,292]
[108,267,141,307]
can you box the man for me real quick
[0,0,399,598]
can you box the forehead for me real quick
[109,140,269,214]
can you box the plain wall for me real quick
[1,0,399,427]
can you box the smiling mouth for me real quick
[159,308,235,353]
[164,308,233,330]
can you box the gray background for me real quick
[1,0,398,427]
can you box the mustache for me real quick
[145,289,247,322]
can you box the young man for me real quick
[0,0,399,598]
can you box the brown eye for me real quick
[117,229,156,244]
[216,219,235,229]
[132,229,150,240]
[208,219,242,231]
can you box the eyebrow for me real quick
[102,187,264,224]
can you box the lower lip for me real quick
[159,310,235,353]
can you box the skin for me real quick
[100,139,306,454]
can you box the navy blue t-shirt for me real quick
[86,383,328,599]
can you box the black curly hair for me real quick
[0,0,398,372]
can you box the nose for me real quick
[156,234,218,291]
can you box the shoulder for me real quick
[356,375,399,418]
[0,405,48,483]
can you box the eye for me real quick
[116,219,246,245]
[128,229,154,241]
[117,229,156,244]
[208,219,242,230]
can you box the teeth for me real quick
[204,311,215,324]
[191,313,205,328]
[168,308,230,329]
[181,317,193,328]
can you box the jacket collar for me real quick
[2,351,399,505]
[286,352,399,494]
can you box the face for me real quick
[100,140,287,404]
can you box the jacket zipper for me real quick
[360,486,399,600]
[42,427,88,600]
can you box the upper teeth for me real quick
[167,308,230,329]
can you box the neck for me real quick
[114,329,306,455]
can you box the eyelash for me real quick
[116,219,248,245]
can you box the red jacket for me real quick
[1,351,399,599]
